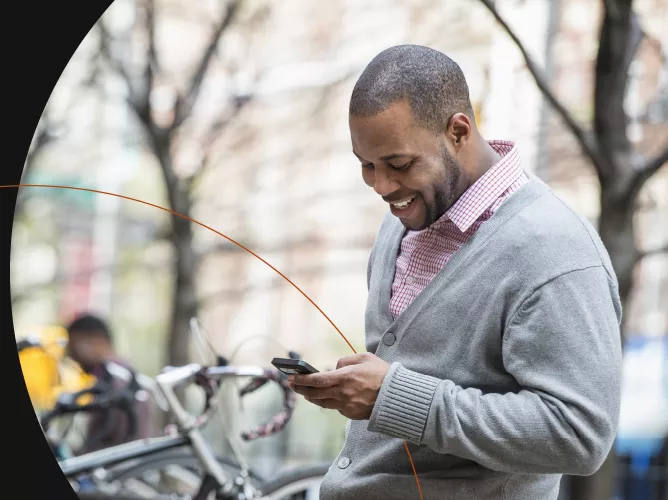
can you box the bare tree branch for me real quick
[98,21,135,99]
[644,145,668,176]
[16,121,57,217]
[146,0,157,90]
[171,0,241,130]
[24,120,57,172]
[204,94,252,149]
[631,144,668,195]
[136,0,157,128]
[477,0,604,172]
[97,19,150,130]
[642,28,667,64]
[186,96,253,190]
[637,242,668,261]
[594,5,644,176]
[197,260,367,307]
[18,50,102,215]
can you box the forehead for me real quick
[349,100,430,159]
[69,329,105,340]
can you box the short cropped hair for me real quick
[67,313,112,342]
[350,44,475,133]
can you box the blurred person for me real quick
[66,313,151,454]
[289,45,623,500]
[17,325,98,459]
[17,325,96,414]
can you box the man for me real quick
[289,45,622,499]
[66,313,151,454]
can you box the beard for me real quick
[420,142,462,229]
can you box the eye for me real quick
[391,161,413,171]
[361,163,374,169]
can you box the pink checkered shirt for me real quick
[389,140,528,319]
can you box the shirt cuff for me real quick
[368,362,440,444]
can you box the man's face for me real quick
[350,100,463,231]
[66,333,101,372]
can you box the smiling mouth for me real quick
[390,196,416,210]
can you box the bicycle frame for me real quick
[59,363,271,499]
[155,363,266,492]
[60,434,189,477]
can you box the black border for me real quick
[4,1,113,498]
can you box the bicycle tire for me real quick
[101,449,329,500]
[107,448,262,480]
[84,445,329,500]
[108,448,263,499]
[75,493,182,500]
[257,464,330,499]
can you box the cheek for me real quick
[361,168,374,187]
[72,343,92,359]
[403,168,435,198]
[422,162,449,195]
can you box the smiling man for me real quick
[289,45,623,500]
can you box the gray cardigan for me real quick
[318,176,622,500]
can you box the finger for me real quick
[336,353,368,370]
[292,384,342,400]
[290,371,341,387]
[306,397,341,410]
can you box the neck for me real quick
[455,135,501,198]
[471,136,500,183]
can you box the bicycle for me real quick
[40,360,149,460]
[49,355,330,499]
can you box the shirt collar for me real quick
[436,140,523,233]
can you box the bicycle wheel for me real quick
[81,447,329,500]
[75,494,184,500]
[81,447,262,499]
[257,464,330,500]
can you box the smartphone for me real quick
[271,357,319,375]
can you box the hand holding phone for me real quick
[271,357,319,375]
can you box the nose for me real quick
[372,166,400,197]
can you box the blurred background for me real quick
[11,0,667,499]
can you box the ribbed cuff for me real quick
[368,362,440,444]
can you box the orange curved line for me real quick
[404,441,424,500]
[4,183,356,353]
[4,182,425,498]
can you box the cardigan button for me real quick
[383,332,396,346]
[337,456,351,469]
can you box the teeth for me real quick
[392,197,414,209]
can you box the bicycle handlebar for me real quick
[42,357,300,446]
[155,363,296,441]
[236,368,295,441]
[40,365,142,450]
[40,382,105,428]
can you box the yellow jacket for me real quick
[17,325,96,413]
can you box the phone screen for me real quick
[271,357,318,374]
[278,367,307,375]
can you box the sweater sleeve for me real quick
[367,265,623,475]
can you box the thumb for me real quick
[336,353,369,370]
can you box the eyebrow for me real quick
[352,152,413,162]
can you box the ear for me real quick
[446,113,472,150]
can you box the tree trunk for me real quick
[166,187,197,368]
[151,137,199,369]
[168,232,197,368]
[568,181,637,500]
[597,179,639,315]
